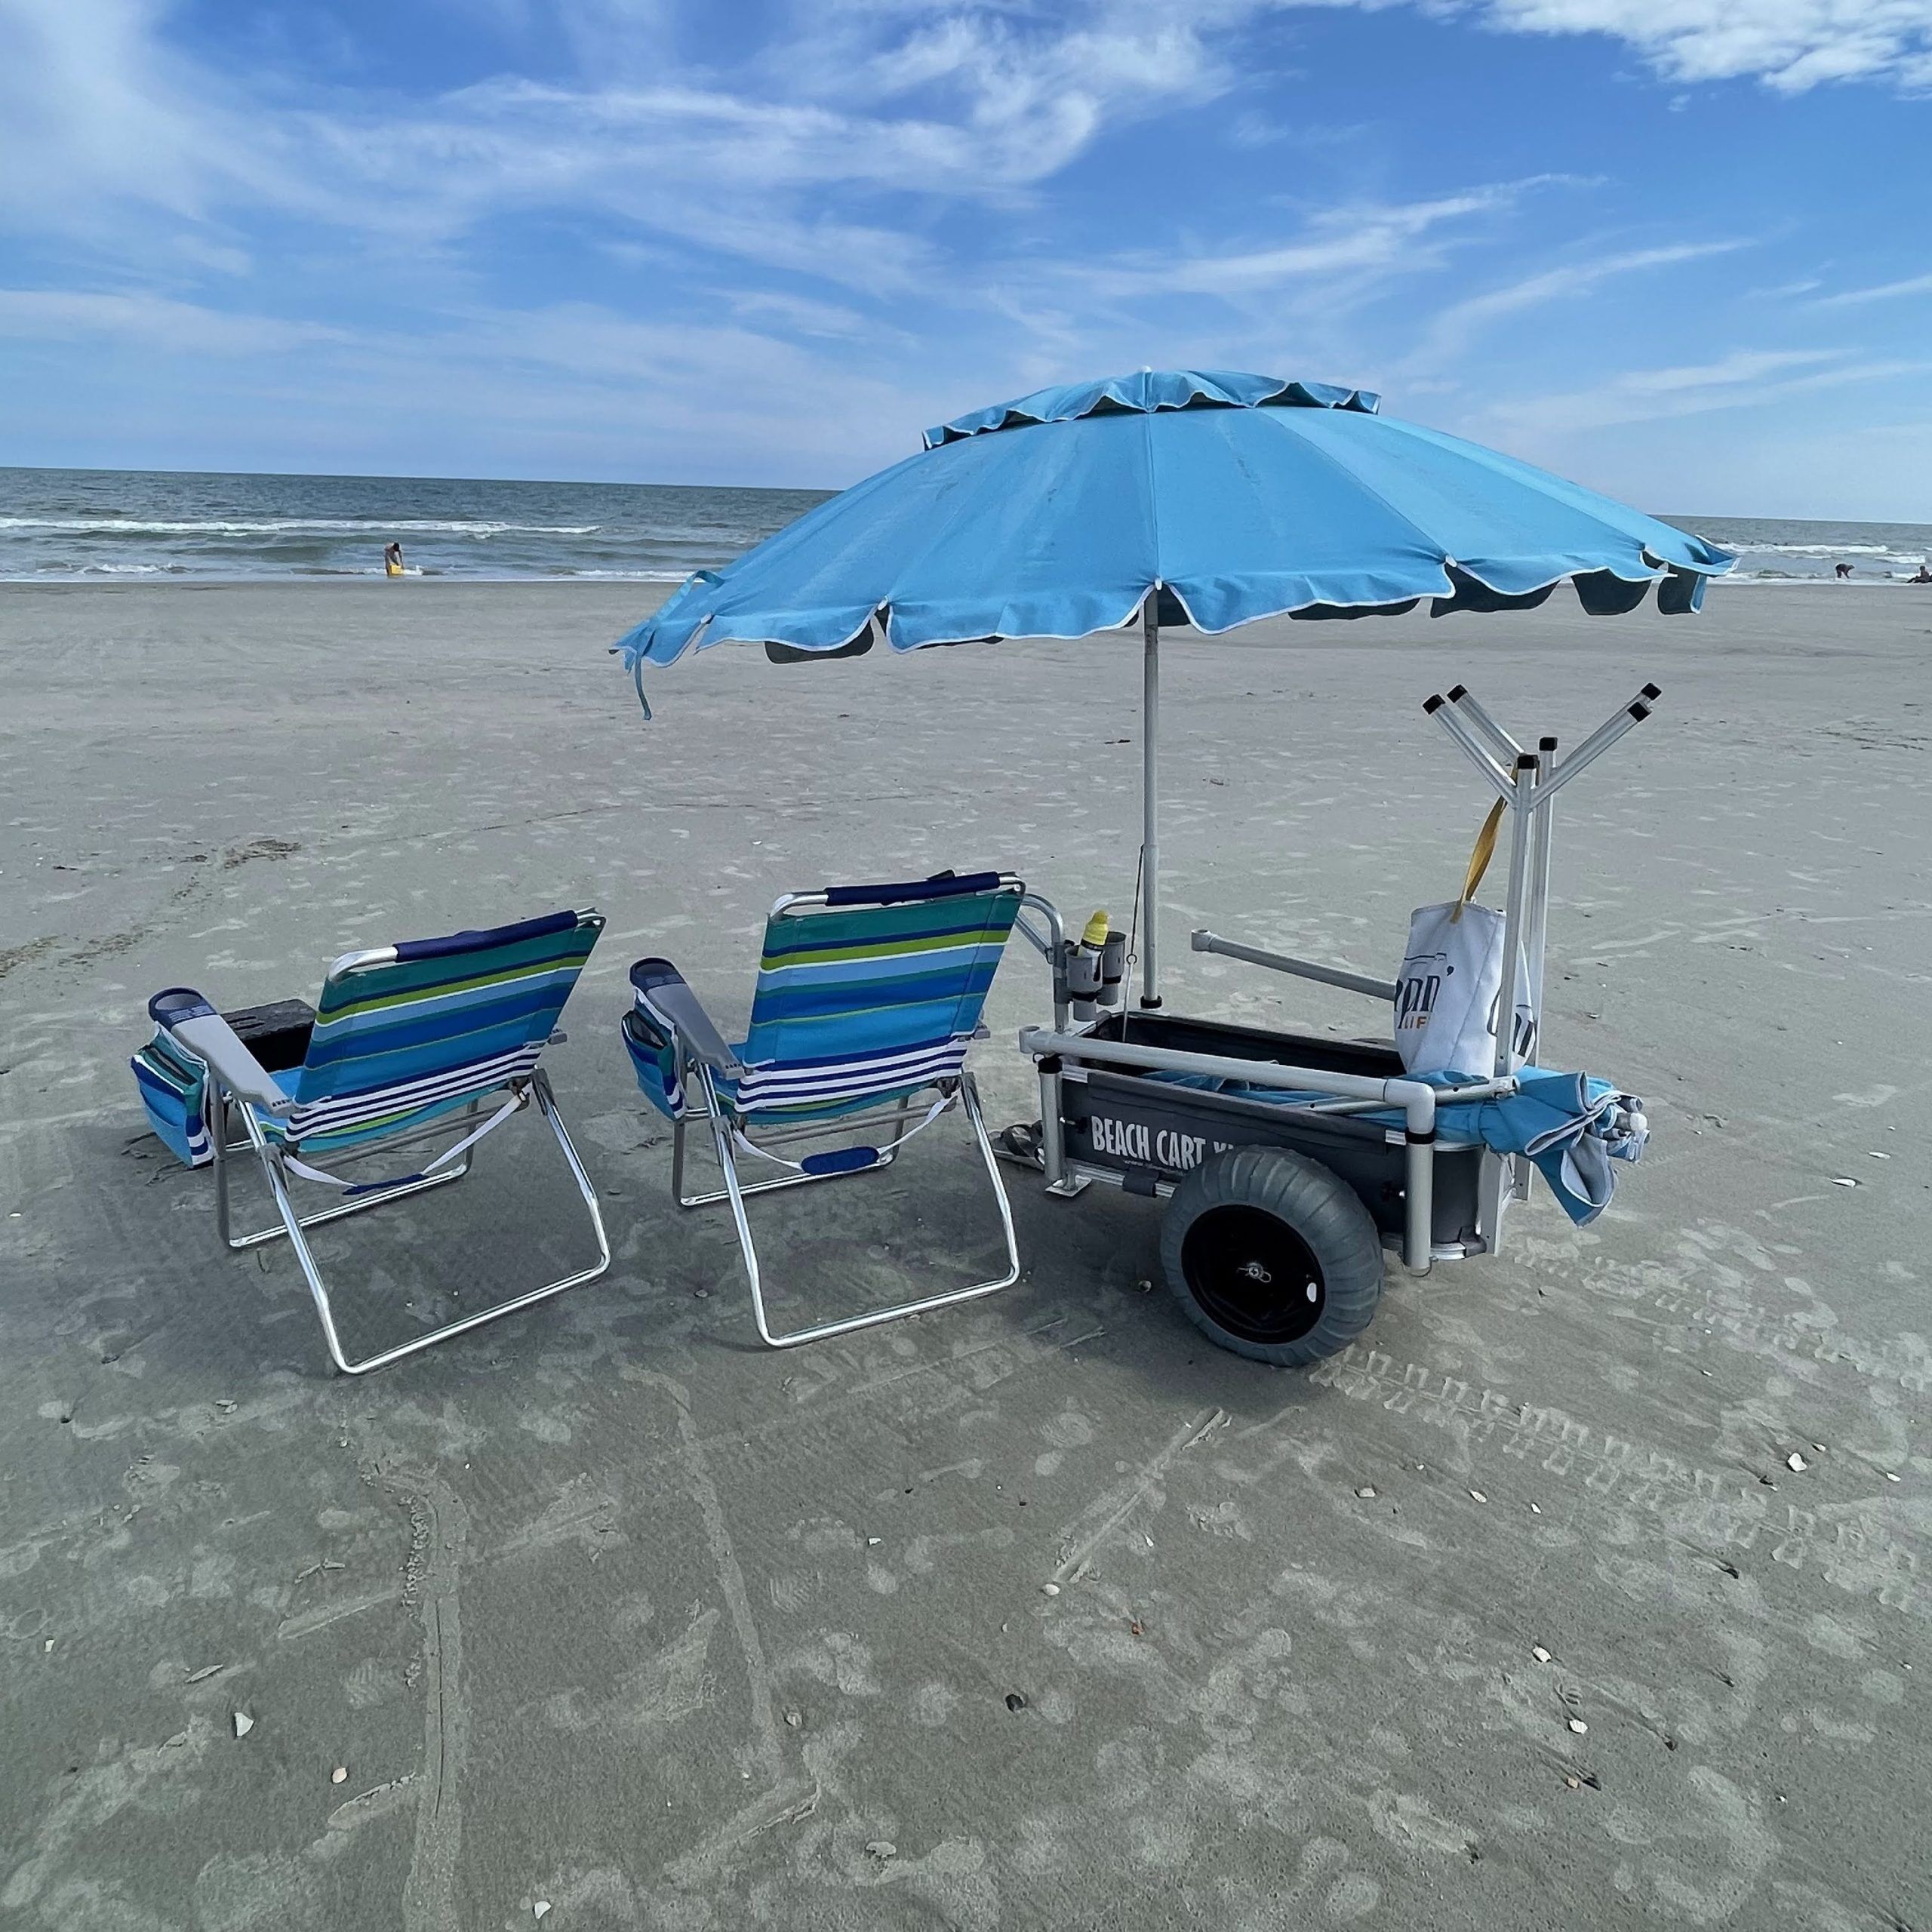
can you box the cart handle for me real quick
[1014,892,1070,1032]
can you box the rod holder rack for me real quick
[1421,680,1660,1078]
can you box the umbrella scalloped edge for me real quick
[616,553,1724,674]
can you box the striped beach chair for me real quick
[621,872,1026,1347]
[135,908,609,1374]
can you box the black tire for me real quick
[1159,1147,1384,1366]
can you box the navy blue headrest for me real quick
[823,870,1005,907]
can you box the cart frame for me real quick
[1010,681,1660,1275]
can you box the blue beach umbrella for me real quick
[615,369,1733,1003]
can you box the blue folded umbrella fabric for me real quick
[1431,1067,1647,1226]
[1144,1063,1647,1227]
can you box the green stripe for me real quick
[758,931,1004,972]
[315,943,592,1026]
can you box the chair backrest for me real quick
[734,872,1023,1117]
[285,909,602,1141]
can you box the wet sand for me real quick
[1,579,1927,1929]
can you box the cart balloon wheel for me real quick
[1159,1147,1384,1366]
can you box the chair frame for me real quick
[181,926,611,1375]
[647,880,1026,1349]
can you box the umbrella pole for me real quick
[1141,594,1161,1008]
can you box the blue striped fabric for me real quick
[250,913,601,1154]
[621,1008,686,1120]
[729,884,1021,1121]
[131,1029,214,1165]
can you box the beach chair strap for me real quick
[729,1092,953,1175]
[278,1089,525,1194]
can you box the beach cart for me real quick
[999,680,1657,1364]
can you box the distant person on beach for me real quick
[384,541,405,577]
[1835,561,1853,579]
[1912,561,1932,584]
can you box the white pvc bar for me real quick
[1020,1024,1454,1270]
[1020,1026,1440,1121]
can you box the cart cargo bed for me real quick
[1059,1011,1486,1251]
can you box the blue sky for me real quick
[2,0,1928,516]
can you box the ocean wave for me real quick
[0,565,691,583]
[1737,542,1906,555]
[0,516,601,537]
[551,568,693,581]
[8,559,193,577]
[1733,573,1929,586]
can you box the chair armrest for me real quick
[148,989,294,1115]
[628,960,746,1077]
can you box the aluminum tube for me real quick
[1527,735,1557,1018]
[1399,1081,1439,1274]
[1404,1134,1434,1274]
[1038,1057,1068,1192]
[1191,929,1398,1003]
[1494,755,1538,1076]
[1141,595,1161,1006]
[1017,891,1070,1032]
[1444,685,1522,764]
[1537,685,1659,805]
[1425,696,1515,802]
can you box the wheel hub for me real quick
[1180,1204,1327,1344]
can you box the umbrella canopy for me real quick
[612,369,1733,1006]
[616,368,1733,670]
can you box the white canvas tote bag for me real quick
[1394,799,1536,1077]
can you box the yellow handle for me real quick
[1081,909,1111,949]
[1451,798,1507,922]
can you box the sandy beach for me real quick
[1,578,1927,1929]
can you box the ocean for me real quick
[0,469,831,584]
[2,467,1927,588]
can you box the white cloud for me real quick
[1413,240,1748,363]
[0,0,275,228]
[1480,347,1919,435]
[0,288,346,355]
[1814,268,1932,305]
[0,2,1287,308]
[1075,183,1547,301]
[725,291,875,339]
[1609,346,1842,390]
[1451,0,1932,92]
[2,0,1922,505]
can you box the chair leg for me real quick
[694,1068,1022,1350]
[239,1074,611,1376]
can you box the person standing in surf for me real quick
[384,540,405,577]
